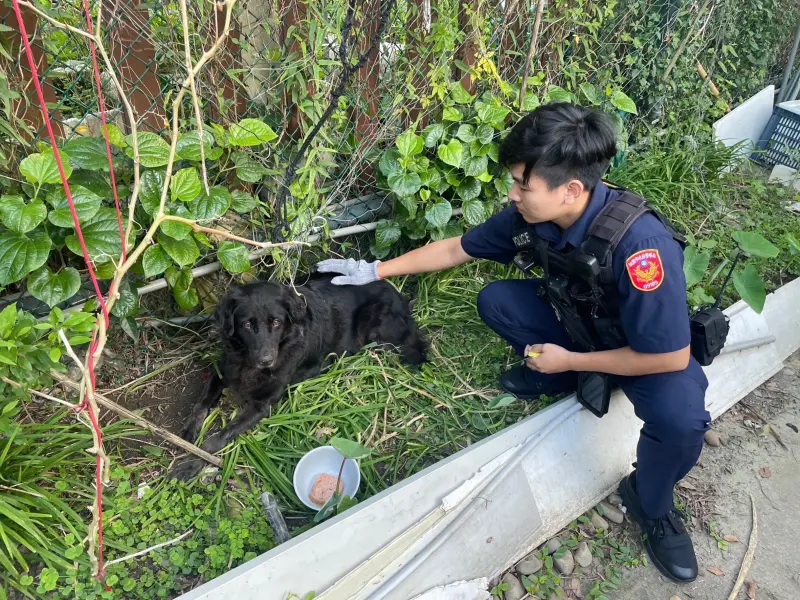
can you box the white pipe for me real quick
[366,401,584,600]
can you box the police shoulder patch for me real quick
[625,249,664,292]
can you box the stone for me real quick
[590,510,609,530]
[670,596,682,600]
[564,577,581,596]
[547,589,564,600]
[501,573,526,600]
[554,550,575,575]
[704,430,722,447]
[545,537,562,554]
[574,541,593,568]
[606,492,623,505]
[516,552,544,575]
[598,501,624,524]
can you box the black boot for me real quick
[618,471,699,583]
[499,366,570,400]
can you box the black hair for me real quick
[498,102,617,190]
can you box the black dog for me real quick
[169,274,426,480]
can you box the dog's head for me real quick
[214,283,307,370]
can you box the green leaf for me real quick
[545,85,573,103]
[69,169,112,198]
[228,118,278,146]
[49,347,61,362]
[330,437,372,459]
[189,186,231,220]
[456,124,476,143]
[139,169,166,216]
[110,278,138,318]
[521,93,540,111]
[487,393,517,409]
[437,139,464,168]
[449,82,475,104]
[171,167,202,202]
[176,130,216,161]
[27,267,80,308]
[732,230,779,258]
[397,194,418,218]
[142,244,172,277]
[46,185,103,228]
[463,155,488,178]
[105,123,127,147]
[580,82,602,105]
[379,149,402,177]
[425,200,452,229]
[443,106,462,121]
[375,219,401,248]
[0,231,51,285]
[396,130,424,157]
[218,241,251,273]
[65,208,124,262]
[160,205,193,240]
[19,149,72,184]
[733,264,766,313]
[475,124,494,145]
[422,123,446,148]
[64,136,110,170]
[462,198,487,225]
[231,190,258,213]
[173,282,199,310]
[785,233,800,255]
[494,169,513,196]
[126,132,171,168]
[457,177,482,201]
[158,232,200,267]
[388,172,422,197]
[476,102,510,126]
[0,303,17,337]
[610,89,637,114]
[0,195,47,233]
[683,246,710,288]
[232,151,268,183]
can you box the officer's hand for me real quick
[525,343,574,374]
[316,258,381,286]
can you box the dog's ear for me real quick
[281,288,307,324]
[215,288,242,337]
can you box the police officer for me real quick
[317,102,710,583]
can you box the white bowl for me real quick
[293,446,361,510]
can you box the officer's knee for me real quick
[644,403,707,446]
[476,282,507,324]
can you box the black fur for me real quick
[170,274,426,480]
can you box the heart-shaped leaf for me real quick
[142,244,172,278]
[442,106,462,122]
[375,219,401,248]
[462,198,487,225]
[189,186,231,220]
[732,230,779,258]
[0,195,47,233]
[231,190,258,213]
[580,82,602,106]
[65,208,124,262]
[19,149,72,184]
[158,232,199,267]
[160,205,193,240]
[46,185,103,228]
[450,82,475,104]
[494,169,513,196]
[463,155,488,178]
[683,246,710,288]
[330,437,372,459]
[105,124,127,147]
[232,151,268,183]
[457,177,482,201]
[611,89,637,114]
[176,131,216,161]
[476,102,510,126]
[437,139,464,168]
[379,149,402,177]
[425,200,453,229]
[217,241,251,273]
[139,169,166,216]
[110,278,138,318]
[456,124,476,143]
[475,124,494,145]
[228,118,277,146]
[64,137,110,171]
[733,264,766,313]
[69,170,112,198]
[27,267,80,307]
[171,167,202,202]
[126,132,171,168]
[422,123,446,148]
[0,231,51,285]
[387,172,422,197]
[396,130,424,157]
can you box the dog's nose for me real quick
[257,356,275,369]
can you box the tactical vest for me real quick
[511,188,686,353]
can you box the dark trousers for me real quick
[477,279,710,518]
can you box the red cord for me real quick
[80,0,126,264]
[11,0,109,578]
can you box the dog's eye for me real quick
[271,319,282,328]
[242,321,252,329]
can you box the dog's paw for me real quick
[168,458,205,481]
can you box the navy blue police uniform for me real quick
[461,181,711,520]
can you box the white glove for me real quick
[317,258,382,286]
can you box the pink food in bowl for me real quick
[309,473,344,506]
